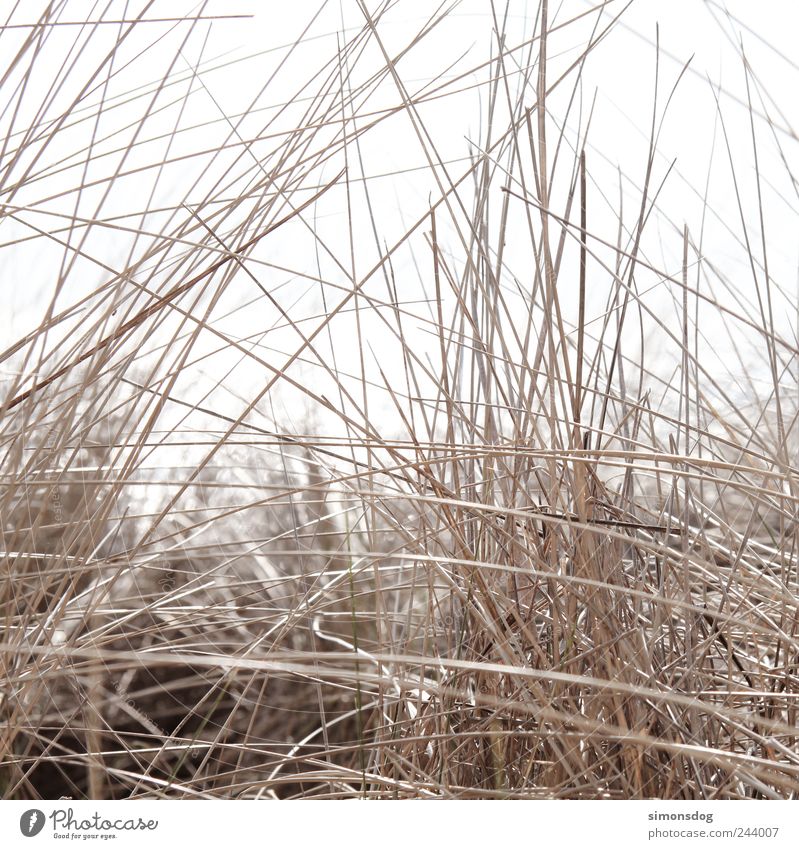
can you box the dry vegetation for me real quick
[1,0,799,799]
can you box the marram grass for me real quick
[1,1,798,799]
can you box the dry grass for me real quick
[1,0,798,799]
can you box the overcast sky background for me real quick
[2,1,798,448]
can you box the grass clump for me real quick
[1,0,798,799]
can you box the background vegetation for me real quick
[2,0,798,799]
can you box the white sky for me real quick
[2,1,798,445]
